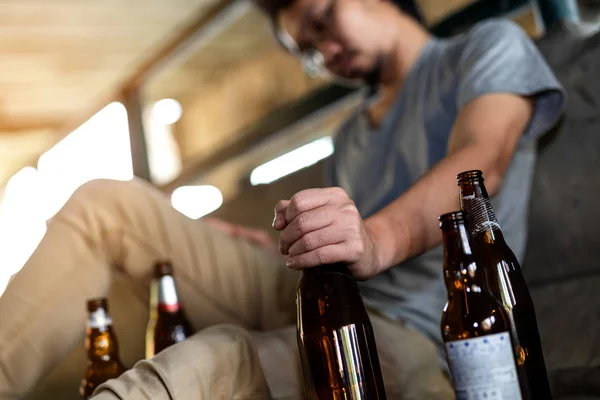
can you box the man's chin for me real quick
[330,67,381,88]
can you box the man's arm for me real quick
[366,92,534,271]
[274,93,533,279]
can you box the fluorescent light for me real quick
[171,185,223,219]
[37,102,133,220]
[152,99,182,125]
[144,107,182,185]
[250,137,334,186]
[4,167,39,201]
[0,167,47,297]
[0,102,132,297]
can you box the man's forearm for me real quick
[365,143,505,273]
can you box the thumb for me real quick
[272,200,290,231]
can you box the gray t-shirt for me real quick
[327,19,566,365]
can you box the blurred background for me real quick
[2,0,596,297]
[2,0,600,398]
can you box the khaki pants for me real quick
[0,179,454,400]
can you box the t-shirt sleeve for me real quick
[457,19,566,140]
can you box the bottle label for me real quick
[158,275,180,312]
[89,309,113,329]
[445,332,522,400]
[462,196,501,237]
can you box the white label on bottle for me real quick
[445,332,522,400]
[462,196,501,237]
[158,276,179,306]
[89,309,112,329]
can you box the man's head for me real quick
[255,0,427,85]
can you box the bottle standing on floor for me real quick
[457,170,552,399]
[296,263,387,399]
[80,298,126,399]
[440,211,522,399]
[146,260,193,359]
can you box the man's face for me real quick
[278,0,385,82]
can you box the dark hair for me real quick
[253,0,297,53]
[253,0,295,21]
[255,0,422,27]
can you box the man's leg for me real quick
[93,325,273,400]
[24,273,153,400]
[369,313,455,400]
[91,313,454,400]
[0,178,298,399]
[258,314,455,400]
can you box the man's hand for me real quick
[273,188,380,280]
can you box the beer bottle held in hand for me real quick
[440,211,522,399]
[146,261,192,358]
[80,298,126,399]
[457,170,551,399]
[296,263,387,400]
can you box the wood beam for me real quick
[417,0,475,25]
[123,88,151,181]
[393,0,425,23]
[135,0,252,92]
[0,118,62,133]
[430,0,530,36]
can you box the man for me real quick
[0,0,564,399]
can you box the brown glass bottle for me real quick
[80,298,126,399]
[457,170,552,399]
[440,211,523,398]
[146,261,193,358]
[296,263,387,400]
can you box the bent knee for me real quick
[59,178,155,216]
[196,324,254,348]
[71,178,150,202]
[181,324,258,363]
[152,325,258,373]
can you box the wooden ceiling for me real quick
[143,3,277,103]
[0,0,225,185]
[0,0,540,189]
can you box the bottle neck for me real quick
[88,307,113,330]
[302,263,353,278]
[157,275,181,313]
[442,222,487,293]
[458,180,507,247]
[86,308,120,361]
